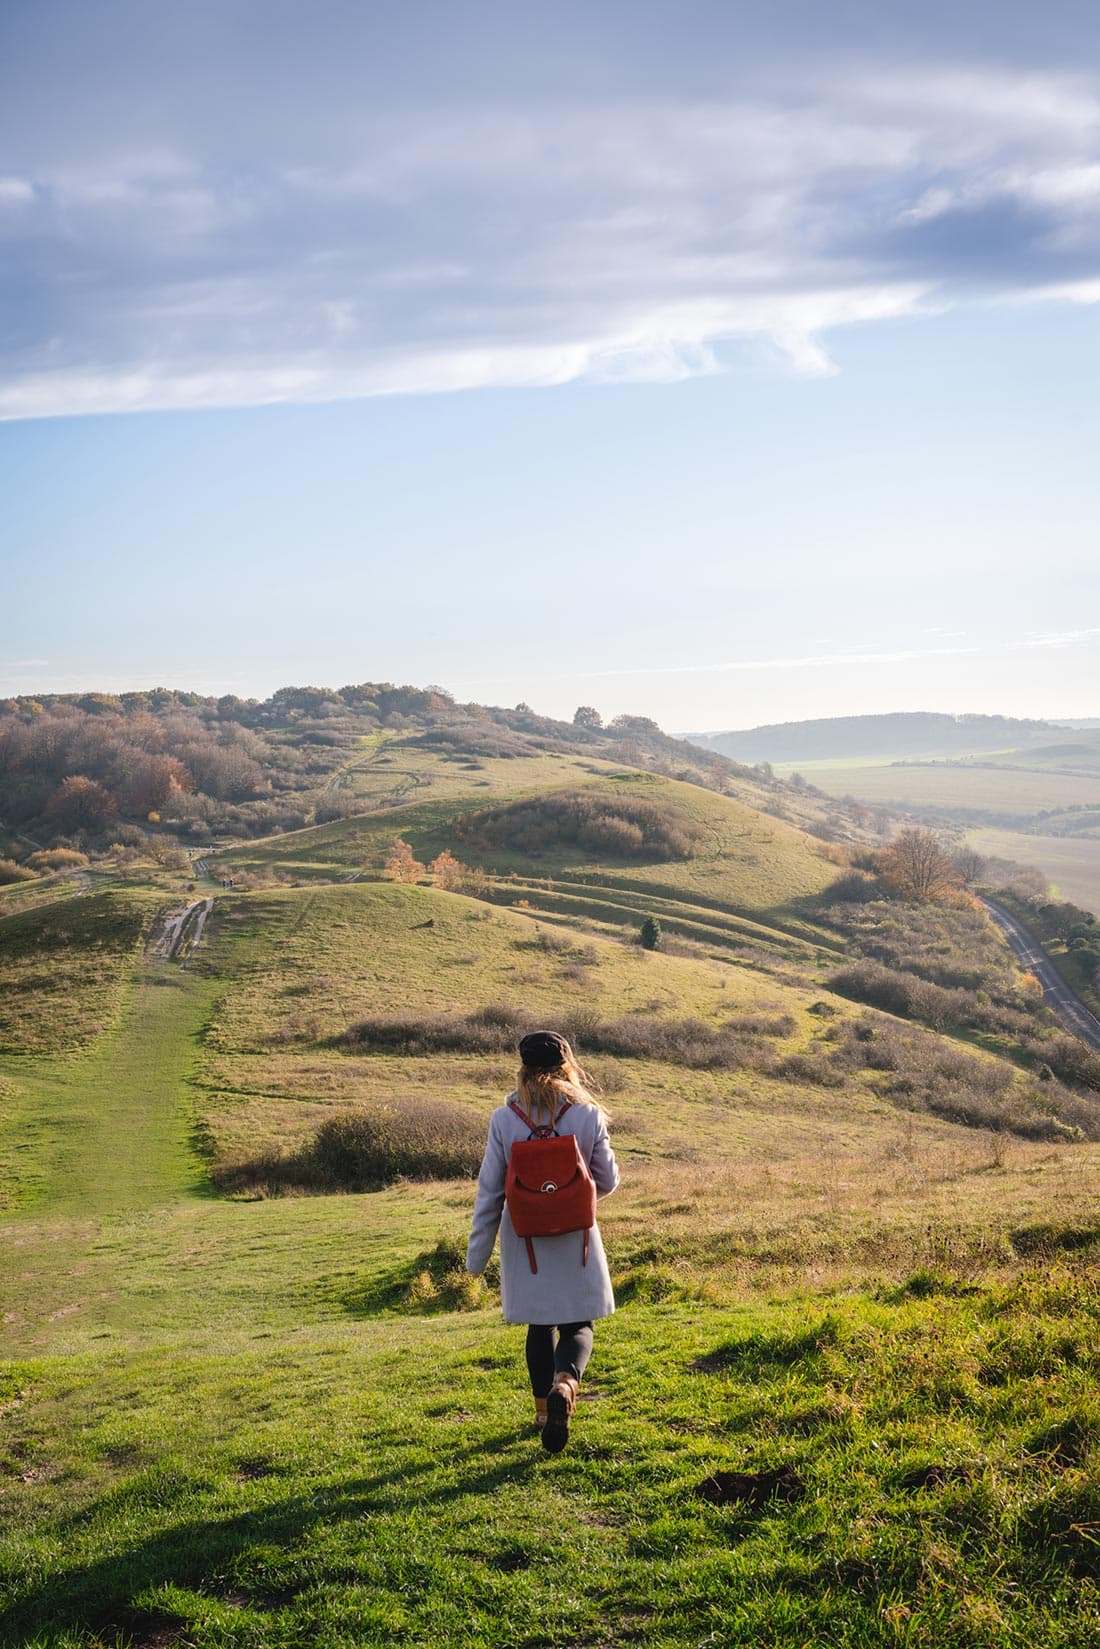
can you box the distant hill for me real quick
[0,682,893,860]
[686,712,1069,765]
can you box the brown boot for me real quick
[534,1398,548,1430]
[542,1374,579,1453]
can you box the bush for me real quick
[340,1006,793,1071]
[640,915,662,950]
[834,1017,1100,1140]
[0,858,35,884]
[826,960,1030,1037]
[311,1101,484,1188]
[455,788,707,862]
[820,871,879,904]
[25,848,90,872]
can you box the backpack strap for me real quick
[526,1228,587,1274]
[508,1096,574,1139]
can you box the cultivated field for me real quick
[967,828,1100,917]
[788,759,1100,819]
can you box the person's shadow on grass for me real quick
[3,1429,536,1642]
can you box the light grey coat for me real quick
[466,1093,620,1325]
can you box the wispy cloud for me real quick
[4,12,1100,419]
[1013,627,1100,649]
[585,644,982,680]
[460,626,1100,691]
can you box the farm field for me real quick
[782,759,1100,819]
[967,828,1100,917]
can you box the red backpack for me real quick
[504,1098,598,1274]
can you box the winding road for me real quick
[980,896,1100,1053]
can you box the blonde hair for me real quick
[515,1038,609,1127]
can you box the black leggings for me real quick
[525,1322,594,1397]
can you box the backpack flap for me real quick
[504,1131,598,1272]
[508,1136,584,1197]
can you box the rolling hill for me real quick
[687,711,1069,765]
[4,688,1100,1644]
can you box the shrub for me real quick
[1020,1035,1100,1093]
[340,1005,793,1071]
[820,870,879,904]
[455,788,707,862]
[775,1053,846,1088]
[311,1101,484,1188]
[342,1013,520,1054]
[25,848,90,872]
[834,1017,1100,1140]
[828,961,1019,1037]
[0,858,35,884]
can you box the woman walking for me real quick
[466,1030,620,1452]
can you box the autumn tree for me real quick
[429,849,465,890]
[876,828,963,904]
[385,837,426,884]
[124,754,194,815]
[45,775,118,833]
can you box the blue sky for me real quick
[2,0,1099,730]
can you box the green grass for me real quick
[7,786,1100,1643]
[6,1200,1100,1646]
[0,890,158,1056]
[0,960,220,1216]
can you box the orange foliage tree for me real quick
[429,849,466,890]
[385,838,425,884]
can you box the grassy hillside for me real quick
[213,773,843,963]
[6,744,1100,1644]
[7,1135,1100,1646]
[0,888,158,1056]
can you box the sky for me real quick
[2,0,1099,732]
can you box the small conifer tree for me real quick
[639,915,662,950]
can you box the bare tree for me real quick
[877,828,963,904]
[951,846,986,887]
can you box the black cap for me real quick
[519,1030,569,1070]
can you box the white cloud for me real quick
[0,176,35,205]
[4,44,1100,419]
[1013,627,1100,649]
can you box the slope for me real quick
[6,850,1100,1642]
